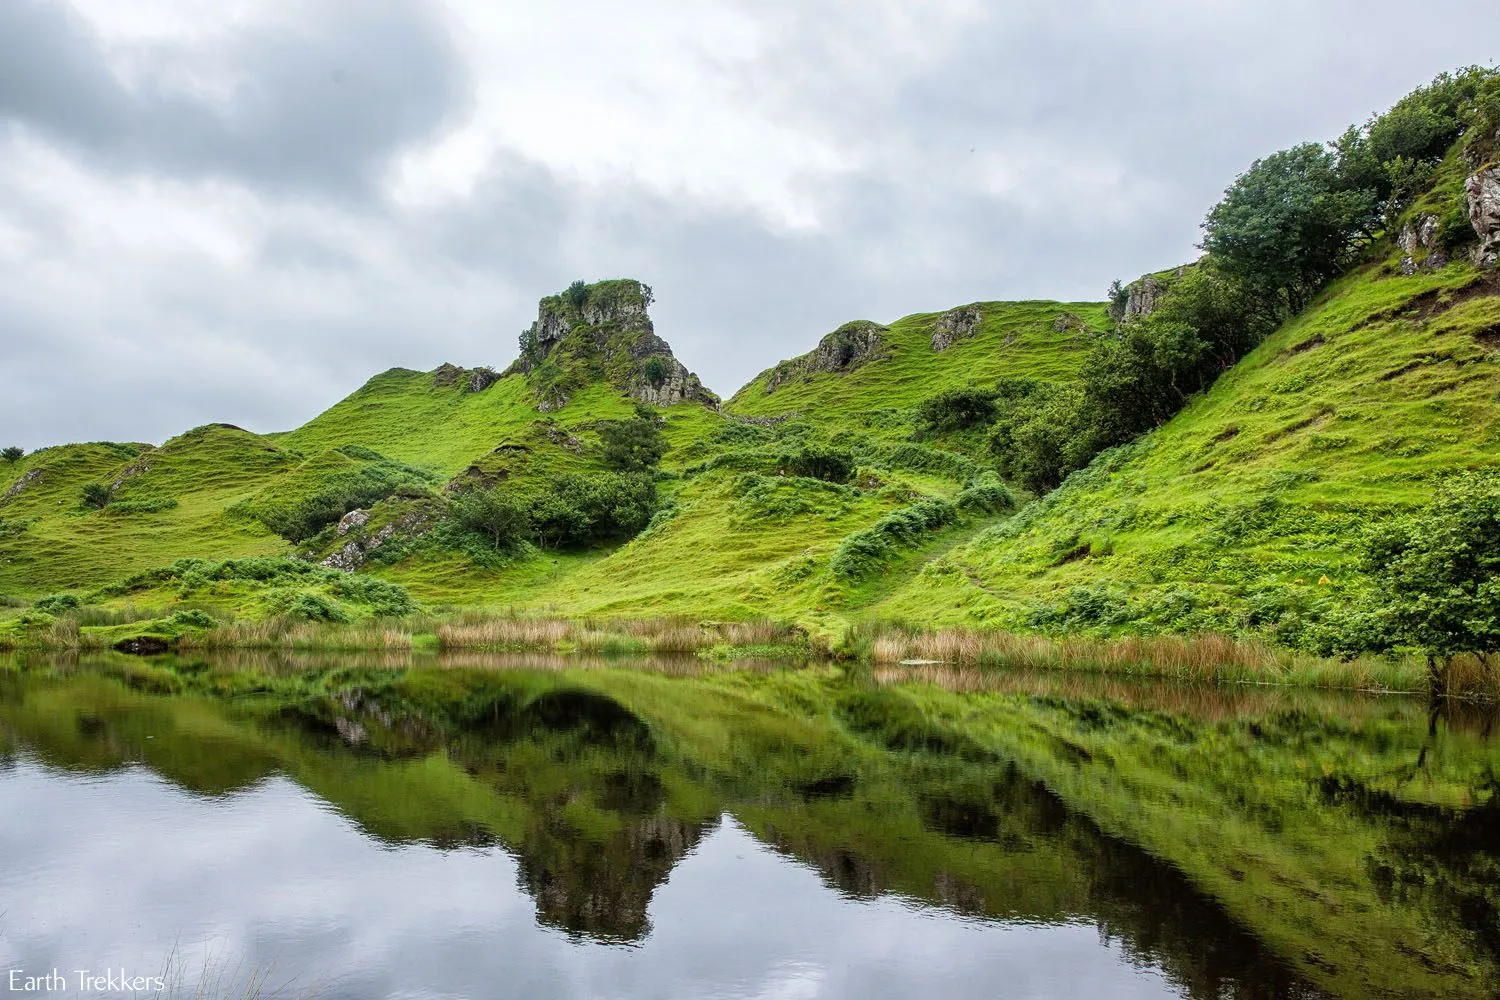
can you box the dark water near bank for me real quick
[0,653,1497,999]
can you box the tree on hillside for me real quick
[81,483,113,509]
[1202,143,1379,313]
[1,447,22,463]
[1357,473,1500,688]
[599,405,668,472]
[447,487,529,551]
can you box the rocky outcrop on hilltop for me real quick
[509,279,719,410]
[1123,275,1166,322]
[1469,167,1500,267]
[931,306,982,351]
[433,363,501,393]
[763,320,890,393]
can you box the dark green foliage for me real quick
[877,443,979,481]
[831,498,957,580]
[1106,280,1129,325]
[257,460,435,543]
[955,473,1017,514]
[1027,585,1133,631]
[599,407,668,472]
[528,472,657,548]
[1348,473,1500,676]
[327,574,417,617]
[274,590,351,624]
[169,608,218,629]
[783,446,855,484]
[642,357,667,386]
[33,593,81,614]
[1,446,22,463]
[447,488,529,551]
[564,279,590,309]
[102,558,417,619]
[1202,144,1378,312]
[81,483,114,509]
[915,388,998,434]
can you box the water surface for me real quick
[0,652,1495,999]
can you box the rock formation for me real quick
[1397,213,1449,275]
[1468,167,1500,268]
[510,279,719,410]
[764,320,890,393]
[1123,275,1166,322]
[931,305,982,351]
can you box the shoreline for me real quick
[2,612,1489,699]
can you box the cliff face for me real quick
[760,320,891,394]
[512,279,719,410]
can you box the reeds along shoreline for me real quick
[6,610,1495,699]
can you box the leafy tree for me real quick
[1202,143,1378,312]
[1,446,22,463]
[81,483,113,509]
[528,473,656,548]
[599,407,668,472]
[915,388,998,434]
[1358,473,1500,686]
[447,488,529,550]
[1105,279,1129,324]
[564,279,590,309]
[642,357,668,386]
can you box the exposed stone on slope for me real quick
[931,306,982,351]
[0,468,43,504]
[321,511,431,572]
[1397,213,1448,275]
[1123,275,1166,322]
[335,509,370,535]
[511,279,719,410]
[110,452,154,491]
[1469,167,1500,268]
[765,320,890,393]
[1053,312,1088,334]
[432,363,501,392]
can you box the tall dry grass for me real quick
[436,614,805,656]
[852,623,1451,695]
[179,618,413,652]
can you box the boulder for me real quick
[931,306,982,351]
[0,468,43,504]
[321,512,430,572]
[335,508,370,535]
[1468,167,1500,268]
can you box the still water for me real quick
[0,652,1495,999]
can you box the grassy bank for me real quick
[7,603,1491,698]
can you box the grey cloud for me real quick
[0,0,467,199]
[0,0,1496,450]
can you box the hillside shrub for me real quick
[643,357,668,386]
[529,472,657,547]
[33,594,81,614]
[564,279,590,309]
[915,388,998,434]
[81,483,114,509]
[782,446,855,484]
[1343,473,1500,684]
[1,446,22,463]
[256,460,435,542]
[599,406,668,472]
[831,498,957,580]
[955,474,1017,514]
[447,488,529,551]
[272,590,351,624]
[105,498,178,515]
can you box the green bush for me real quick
[33,593,81,614]
[642,357,668,386]
[831,498,957,580]
[275,591,351,624]
[1,446,22,463]
[105,498,178,515]
[599,407,668,472]
[81,483,114,509]
[169,609,218,629]
[447,488,529,551]
[256,460,435,542]
[564,279,590,309]
[782,446,855,484]
[955,474,1017,514]
[915,388,998,434]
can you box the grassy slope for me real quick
[872,259,1500,630]
[727,300,1107,417]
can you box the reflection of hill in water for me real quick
[2,656,1498,997]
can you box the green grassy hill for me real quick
[873,258,1500,637]
[726,300,1107,418]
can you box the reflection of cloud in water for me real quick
[0,761,1179,1000]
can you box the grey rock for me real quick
[110,453,153,491]
[0,468,43,504]
[765,321,889,393]
[1468,167,1500,268]
[321,512,430,572]
[1123,275,1165,322]
[930,305,982,351]
[1398,213,1447,275]
[335,508,370,535]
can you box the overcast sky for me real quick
[1,0,1496,450]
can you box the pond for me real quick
[0,651,1496,999]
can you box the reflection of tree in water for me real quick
[481,689,717,943]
